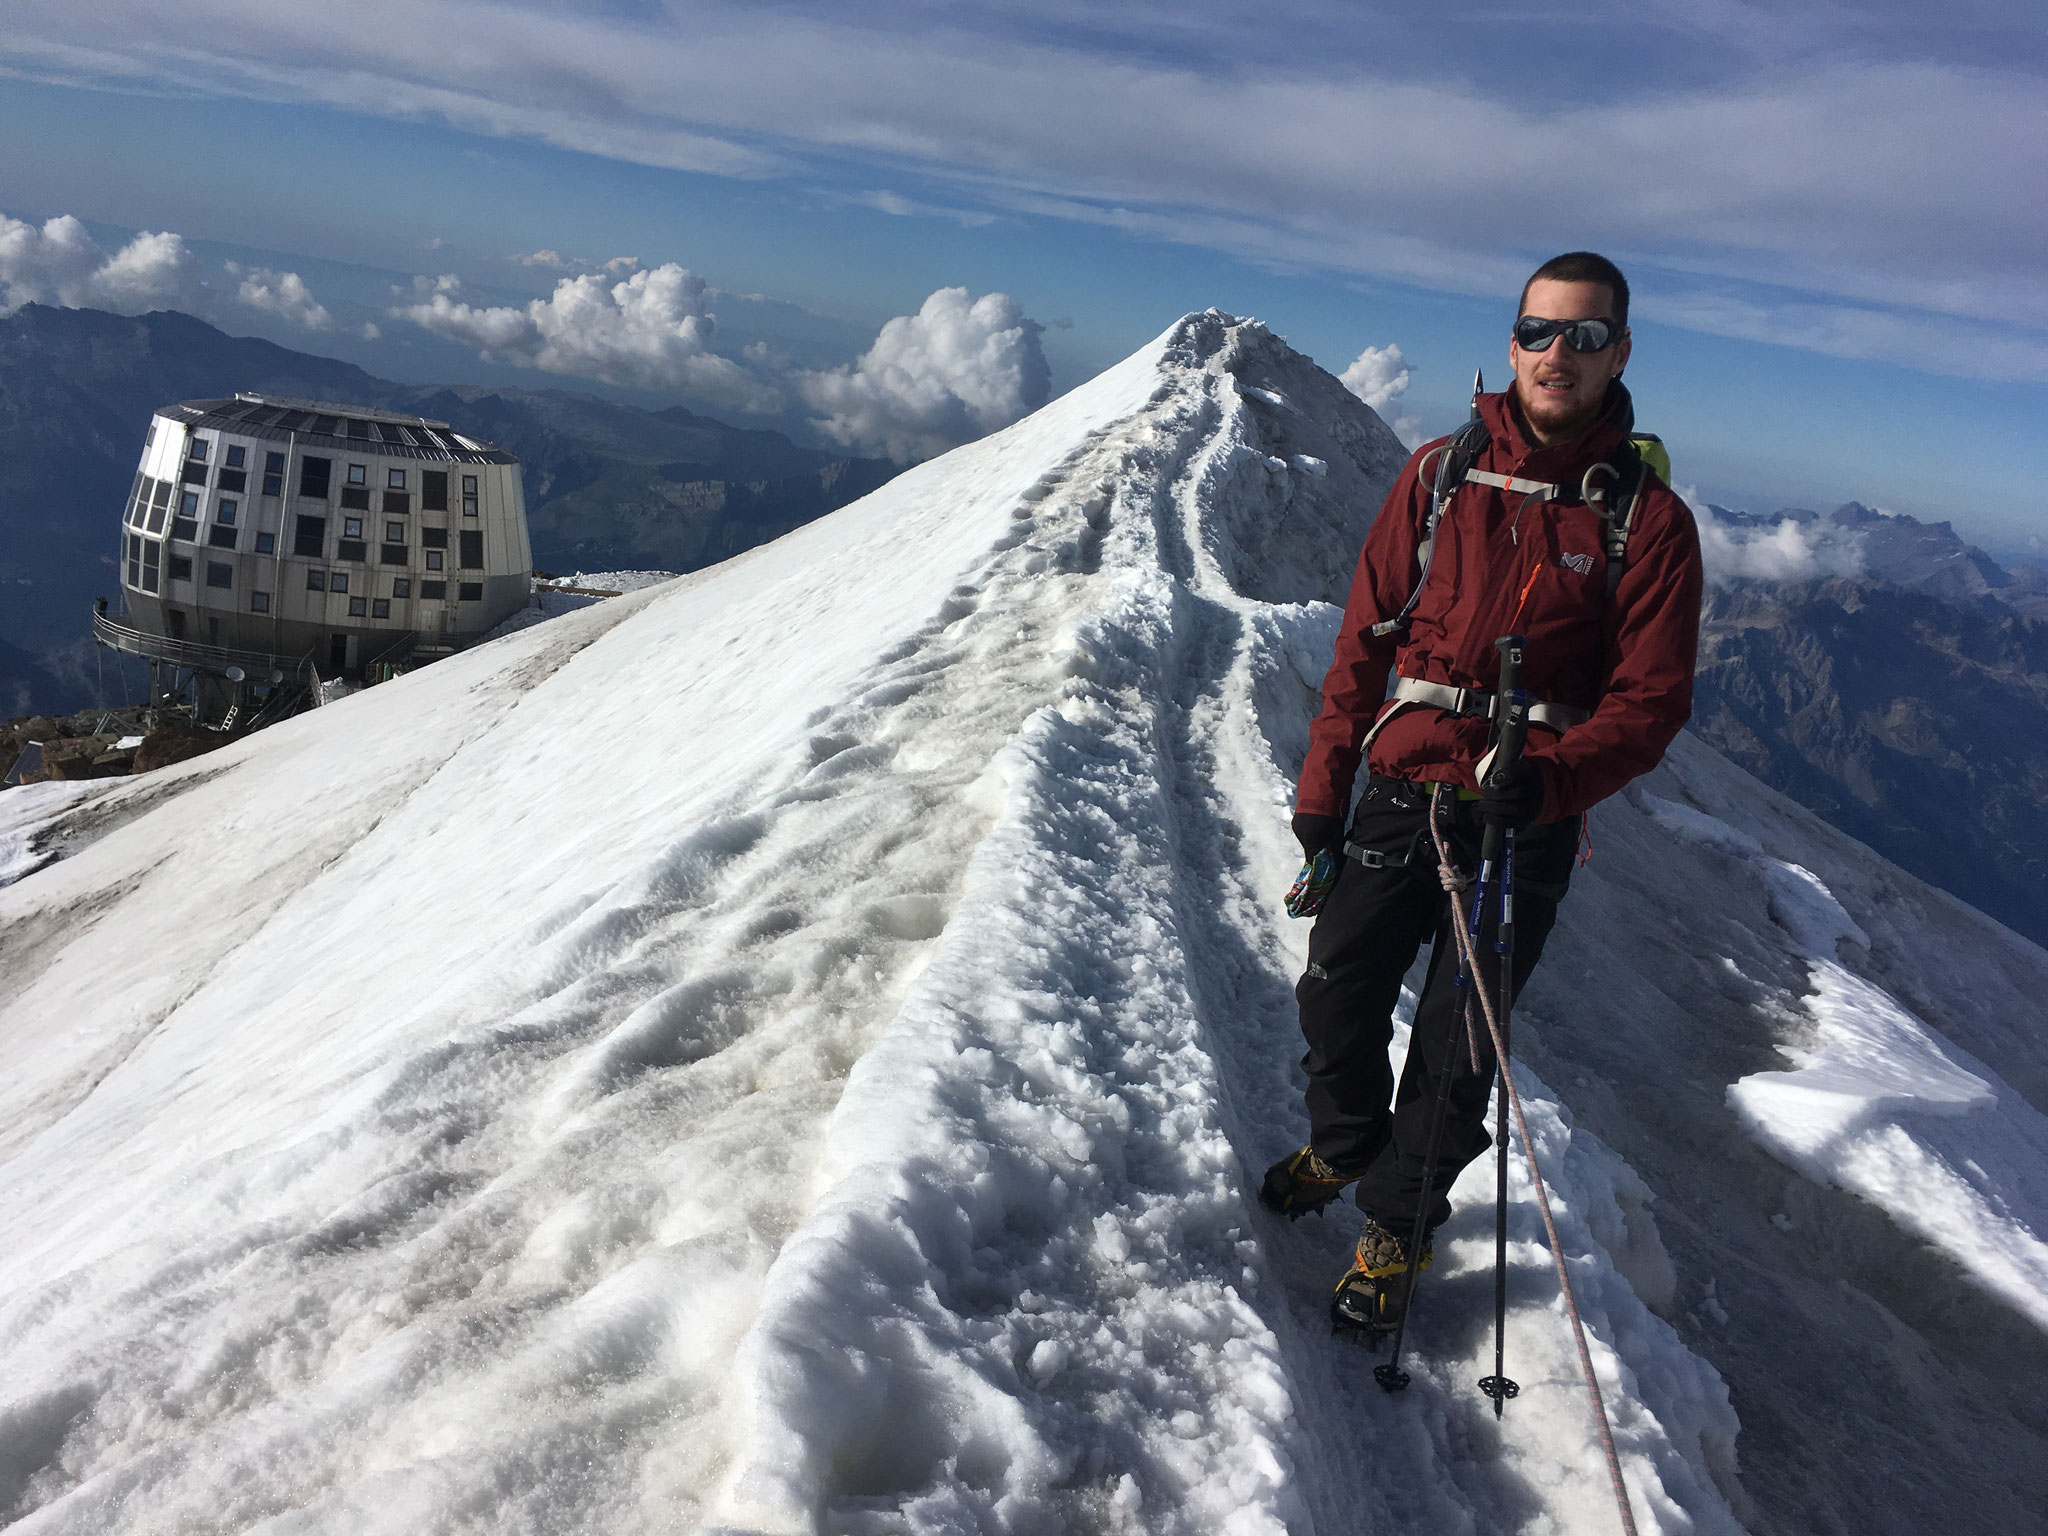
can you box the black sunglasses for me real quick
[1513,315,1619,354]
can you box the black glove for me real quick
[1477,758,1546,830]
[1292,812,1345,860]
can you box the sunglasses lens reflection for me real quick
[1569,320,1613,352]
[1515,317,1614,354]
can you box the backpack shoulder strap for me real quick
[1427,418,1492,521]
[1372,418,1490,638]
[1598,437,1649,598]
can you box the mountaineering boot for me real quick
[1259,1146,1360,1219]
[1331,1216,1433,1340]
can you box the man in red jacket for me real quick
[1260,252,1703,1333]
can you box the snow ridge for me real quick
[712,323,1309,1534]
[705,314,1748,1534]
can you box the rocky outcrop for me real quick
[2,706,150,784]
[13,735,126,782]
[130,724,241,774]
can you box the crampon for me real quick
[1330,1216,1433,1343]
[1258,1146,1360,1220]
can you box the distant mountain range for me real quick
[1711,499,2048,618]
[1692,501,2048,946]
[0,304,895,714]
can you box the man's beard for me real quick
[1516,378,1610,442]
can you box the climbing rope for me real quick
[1429,838,1487,1074]
[1429,804,1642,1536]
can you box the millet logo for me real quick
[1560,552,1595,575]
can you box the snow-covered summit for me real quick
[3,313,2046,1534]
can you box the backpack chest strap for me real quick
[1462,468,1560,500]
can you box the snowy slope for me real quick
[2,313,2045,1535]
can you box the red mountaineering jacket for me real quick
[1298,382,1703,825]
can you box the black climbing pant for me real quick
[1295,774,1581,1238]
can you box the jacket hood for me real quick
[1475,380,1635,486]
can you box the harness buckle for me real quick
[1345,841,1408,870]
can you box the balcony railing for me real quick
[93,610,311,681]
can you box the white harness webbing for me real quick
[1358,675,1590,759]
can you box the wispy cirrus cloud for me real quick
[839,190,1000,229]
[6,1,2045,378]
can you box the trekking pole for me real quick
[1483,825,1517,1415]
[1478,633,1531,1414]
[1425,690,1642,1535]
[1373,786,1478,1395]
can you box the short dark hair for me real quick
[1519,251,1629,331]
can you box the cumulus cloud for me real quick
[798,287,1051,462]
[521,249,567,267]
[1338,342,1424,447]
[232,265,332,330]
[0,213,203,315]
[398,262,781,412]
[1684,493,1867,585]
[1339,343,1409,411]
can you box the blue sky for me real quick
[2,1,2044,546]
